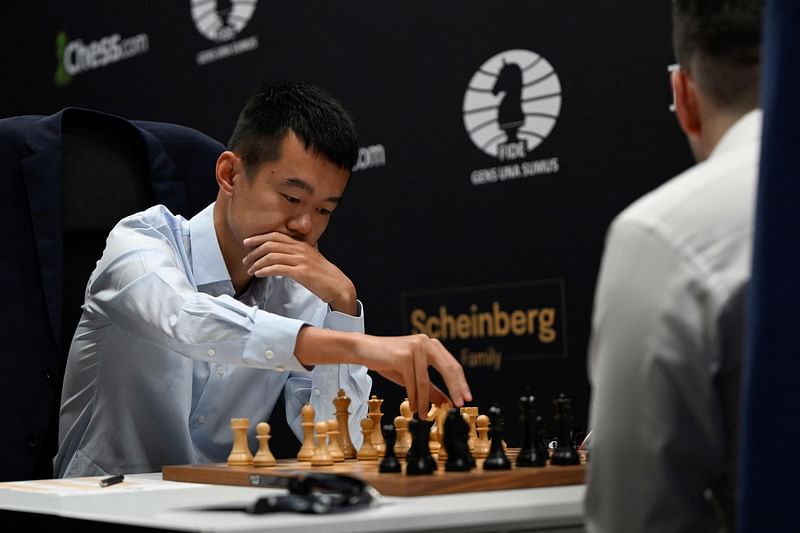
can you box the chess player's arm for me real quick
[84,216,312,372]
[294,328,472,418]
[584,217,725,533]
[284,301,371,448]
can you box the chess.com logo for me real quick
[463,49,561,162]
[191,0,258,42]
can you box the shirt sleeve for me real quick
[584,217,725,533]
[83,218,308,373]
[283,301,372,448]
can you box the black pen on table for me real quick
[99,474,124,487]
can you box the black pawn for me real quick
[379,423,401,473]
[550,393,580,465]
[443,408,473,472]
[483,404,511,470]
[516,394,547,467]
[406,418,437,475]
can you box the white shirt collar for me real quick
[189,203,231,287]
[709,109,763,160]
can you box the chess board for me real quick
[162,450,586,497]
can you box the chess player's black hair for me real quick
[672,0,763,112]
[228,81,359,176]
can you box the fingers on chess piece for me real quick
[357,418,379,461]
[444,408,474,472]
[253,422,276,467]
[334,388,357,459]
[379,423,402,473]
[516,394,547,467]
[483,404,511,470]
[311,421,334,466]
[326,419,345,462]
[393,415,410,459]
[550,393,581,466]
[227,417,254,466]
[368,395,386,456]
[406,418,437,475]
[297,403,316,462]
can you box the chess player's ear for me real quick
[671,66,706,161]
[215,150,243,193]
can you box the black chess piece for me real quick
[483,404,511,470]
[406,418,437,475]
[379,423,402,473]
[443,408,473,472]
[533,414,550,463]
[516,394,547,467]
[550,393,581,465]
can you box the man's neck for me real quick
[212,201,252,295]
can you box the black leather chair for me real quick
[0,108,224,481]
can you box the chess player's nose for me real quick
[287,211,312,238]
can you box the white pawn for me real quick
[327,419,345,462]
[297,403,316,462]
[254,422,276,467]
[311,421,334,466]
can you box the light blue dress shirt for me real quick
[55,203,371,477]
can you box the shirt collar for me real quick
[709,108,762,160]
[189,203,232,288]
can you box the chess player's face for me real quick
[222,131,349,249]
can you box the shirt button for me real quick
[208,348,216,357]
[313,388,321,397]
[264,350,274,360]
[198,416,206,424]
[216,366,225,376]
[169,314,178,327]
[275,365,285,373]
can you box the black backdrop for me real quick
[2,1,694,444]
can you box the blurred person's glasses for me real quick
[668,63,680,112]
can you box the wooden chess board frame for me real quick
[162,450,586,497]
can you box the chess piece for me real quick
[550,393,581,465]
[474,414,491,459]
[443,408,473,472]
[227,417,254,466]
[517,394,547,467]
[393,415,410,459]
[399,398,413,450]
[460,406,479,454]
[427,403,441,454]
[311,421,334,466]
[297,403,316,462]
[357,418,379,460]
[333,388,357,459]
[326,419,345,462]
[406,418,437,475]
[253,422,276,467]
[483,404,511,470]
[379,424,402,473]
[368,395,386,456]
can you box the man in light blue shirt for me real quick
[55,82,471,477]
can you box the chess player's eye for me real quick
[317,207,333,216]
[282,194,300,204]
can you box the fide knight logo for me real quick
[463,49,562,161]
[191,0,258,42]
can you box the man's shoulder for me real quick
[614,138,759,245]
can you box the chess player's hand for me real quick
[355,334,472,418]
[242,232,357,315]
